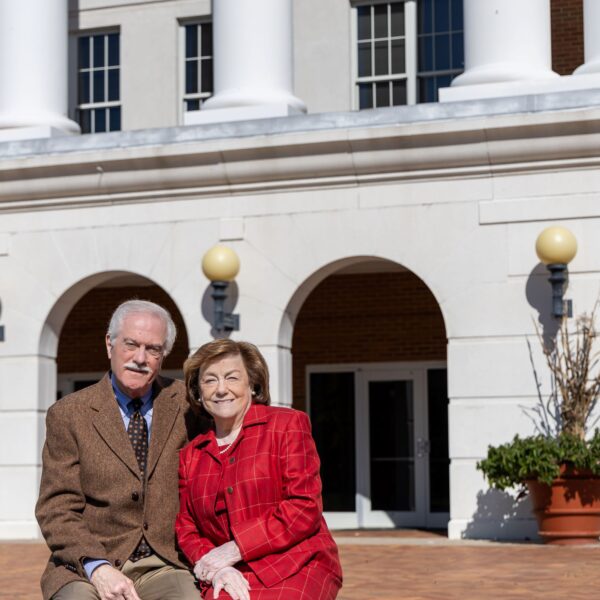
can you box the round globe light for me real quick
[202,245,240,282]
[535,226,577,265]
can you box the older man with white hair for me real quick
[36,300,200,600]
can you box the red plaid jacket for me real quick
[176,404,343,588]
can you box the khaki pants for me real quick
[52,555,198,600]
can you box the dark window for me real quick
[356,2,407,109]
[417,0,464,103]
[369,380,415,511]
[427,368,450,513]
[356,1,464,108]
[310,372,356,512]
[183,22,213,111]
[76,32,120,133]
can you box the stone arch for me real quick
[40,270,190,402]
[278,255,448,351]
[280,255,449,529]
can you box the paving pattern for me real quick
[2,532,600,599]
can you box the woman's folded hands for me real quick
[194,540,243,582]
[194,541,249,598]
[212,566,251,600]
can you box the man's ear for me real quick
[105,334,113,359]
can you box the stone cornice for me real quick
[1,93,600,212]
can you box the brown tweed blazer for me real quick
[35,373,201,600]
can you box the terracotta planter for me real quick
[527,466,600,545]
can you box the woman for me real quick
[176,339,343,600]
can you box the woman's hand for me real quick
[194,541,243,582]
[212,567,251,600]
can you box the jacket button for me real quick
[131,492,139,501]
[115,559,122,567]
[229,457,235,464]
[143,522,149,530]
[227,486,234,495]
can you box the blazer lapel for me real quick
[91,374,141,479]
[146,377,180,479]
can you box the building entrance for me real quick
[308,363,449,529]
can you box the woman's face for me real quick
[198,353,252,428]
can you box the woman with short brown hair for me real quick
[176,340,342,600]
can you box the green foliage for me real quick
[479,308,600,492]
[477,430,600,490]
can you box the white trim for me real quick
[405,0,417,104]
[349,5,359,110]
[307,360,447,373]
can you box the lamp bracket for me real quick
[210,280,240,335]
[546,263,571,319]
[565,299,573,319]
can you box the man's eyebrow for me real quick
[123,338,163,348]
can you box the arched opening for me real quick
[47,272,189,399]
[290,258,448,529]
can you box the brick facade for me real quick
[57,285,189,373]
[551,0,584,75]
[291,271,447,411]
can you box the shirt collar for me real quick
[111,372,153,414]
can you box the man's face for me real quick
[105,311,167,398]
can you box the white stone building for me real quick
[1,0,599,541]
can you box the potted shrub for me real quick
[478,311,600,544]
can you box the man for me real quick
[36,300,200,600]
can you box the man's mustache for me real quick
[124,362,152,374]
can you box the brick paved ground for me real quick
[2,533,600,600]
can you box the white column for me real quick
[259,344,293,408]
[0,0,79,138]
[0,354,55,539]
[574,0,600,75]
[189,0,305,124]
[451,0,557,88]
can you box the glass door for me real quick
[309,365,449,530]
[357,369,427,527]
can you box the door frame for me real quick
[306,361,448,530]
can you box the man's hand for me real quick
[212,566,250,600]
[194,540,242,582]
[90,564,141,600]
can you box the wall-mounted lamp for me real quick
[535,226,577,319]
[202,244,240,335]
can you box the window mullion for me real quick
[196,25,204,92]
[405,0,417,105]
[104,35,109,125]
[370,5,375,103]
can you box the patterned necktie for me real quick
[128,399,148,474]
[127,399,152,561]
